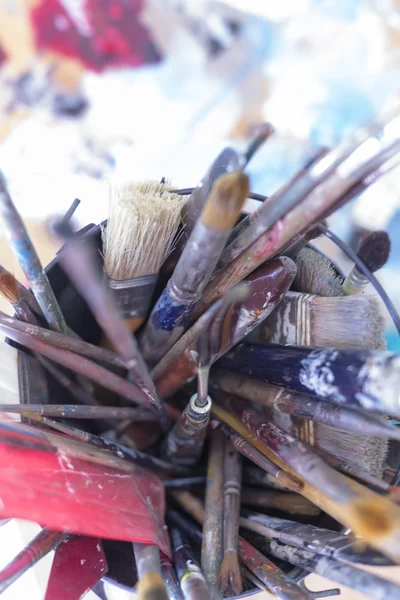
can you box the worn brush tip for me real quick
[136,573,169,600]
[348,497,393,541]
[0,272,20,304]
[218,550,243,596]
[203,172,249,231]
[357,231,391,273]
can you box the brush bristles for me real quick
[293,247,343,297]
[202,172,249,232]
[314,425,389,478]
[0,272,20,305]
[311,294,385,349]
[218,550,243,596]
[136,573,168,600]
[357,231,391,273]
[103,181,186,280]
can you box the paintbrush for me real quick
[292,247,344,297]
[261,538,400,600]
[220,148,329,268]
[103,181,186,332]
[0,528,69,594]
[133,543,169,600]
[0,322,160,410]
[141,172,249,364]
[342,230,391,295]
[25,412,189,477]
[0,304,125,368]
[217,343,400,419]
[218,442,242,596]
[249,290,385,349]
[163,284,248,465]
[0,403,153,420]
[240,511,394,566]
[154,257,297,399]
[203,430,224,600]
[160,552,184,600]
[212,372,400,440]
[45,536,108,600]
[164,477,207,489]
[54,219,168,428]
[0,262,42,317]
[170,526,210,600]
[170,491,311,600]
[0,171,68,332]
[210,403,400,561]
[242,464,305,492]
[241,488,320,516]
[216,395,400,562]
[0,272,115,410]
[194,112,400,314]
[213,422,303,492]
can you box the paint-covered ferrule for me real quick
[342,267,368,295]
[164,394,212,465]
[107,274,157,321]
[266,291,314,346]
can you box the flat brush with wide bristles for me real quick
[249,290,385,349]
[342,230,391,295]
[103,180,186,331]
[292,247,344,297]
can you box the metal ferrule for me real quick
[107,273,157,320]
[133,543,161,578]
[164,394,212,465]
[170,221,228,302]
[342,267,368,295]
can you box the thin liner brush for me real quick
[170,526,210,600]
[0,273,107,411]
[133,542,169,600]
[252,290,385,349]
[0,528,69,594]
[342,231,391,295]
[25,412,189,477]
[0,310,125,368]
[221,148,329,266]
[141,172,249,364]
[211,402,400,563]
[240,488,320,516]
[240,511,394,566]
[217,110,399,269]
[160,553,184,600]
[103,181,186,331]
[0,171,67,332]
[170,491,311,600]
[263,539,400,600]
[218,442,242,596]
[203,430,224,600]
[0,321,158,410]
[213,372,400,440]
[218,343,400,419]
[54,220,168,428]
[1,404,153,420]
[213,422,303,492]
[194,116,400,315]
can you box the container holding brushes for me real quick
[0,109,400,600]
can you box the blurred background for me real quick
[0,1,399,598]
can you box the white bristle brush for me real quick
[249,290,386,350]
[103,181,187,331]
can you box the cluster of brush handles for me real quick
[0,112,399,600]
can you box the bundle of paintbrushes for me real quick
[0,111,399,600]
